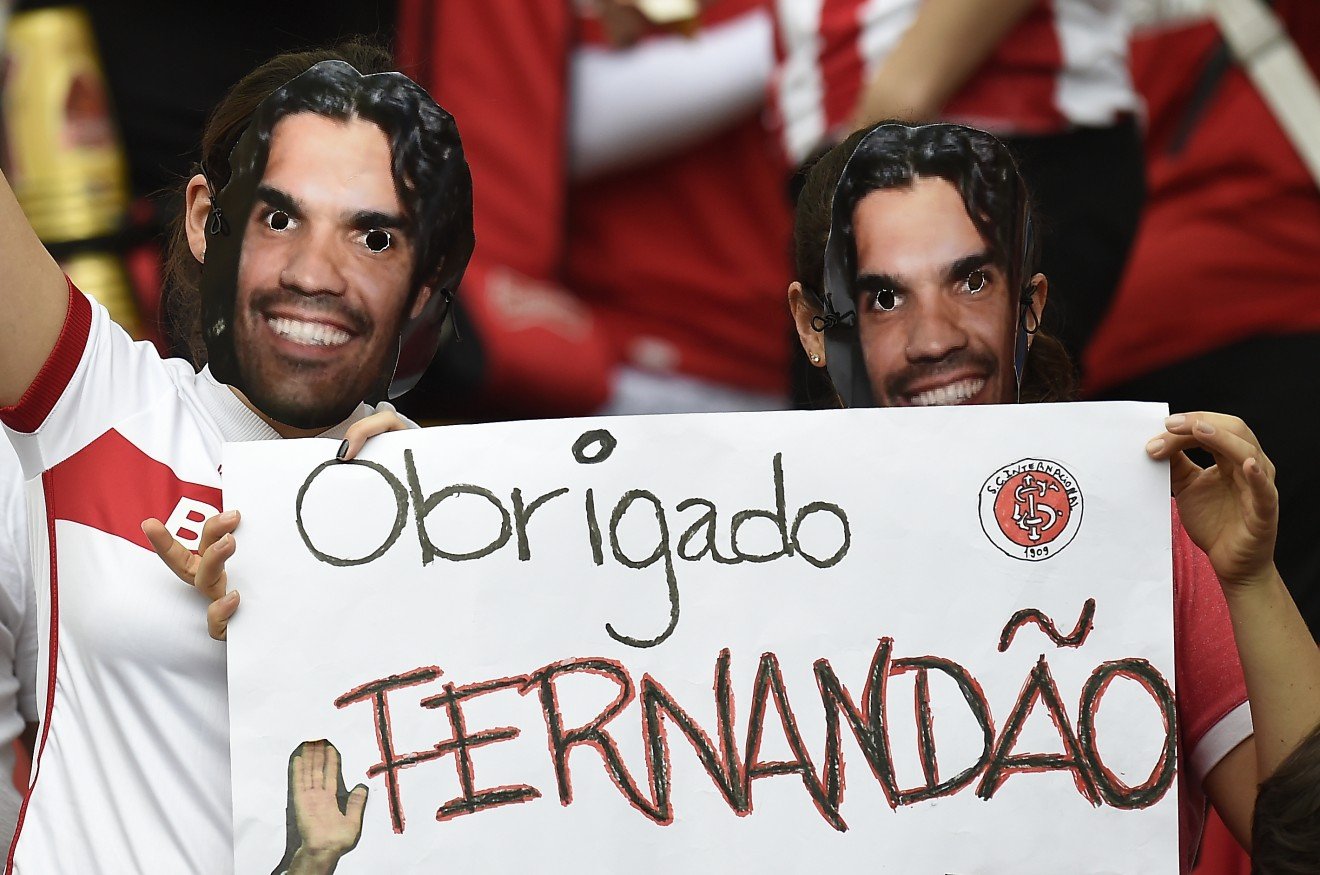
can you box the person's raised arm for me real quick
[1147,412,1320,845]
[569,7,774,178]
[0,169,71,406]
[851,0,1041,129]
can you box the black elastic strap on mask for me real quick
[203,172,230,237]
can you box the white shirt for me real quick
[0,442,36,861]
[1,286,392,874]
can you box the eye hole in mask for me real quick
[364,229,392,253]
[266,209,291,231]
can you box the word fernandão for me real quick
[338,637,1177,836]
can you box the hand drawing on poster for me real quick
[269,740,368,875]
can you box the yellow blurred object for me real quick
[633,0,701,26]
[633,0,702,35]
[60,251,140,336]
[3,6,140,335]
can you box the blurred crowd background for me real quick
[0,1,1316,869]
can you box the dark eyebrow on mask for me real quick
[254,185,303,219]
[854,272,909,296]
[254,185,410,240]
[348,209,411,238]
[946,250,995,282]
[852,249,997,302]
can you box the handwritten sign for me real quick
[225,402,1178,874]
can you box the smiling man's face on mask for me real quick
[851,176,1021,409]
[230,111,430,427]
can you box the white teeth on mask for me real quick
[266,316,352,347]
[909,377,986,407]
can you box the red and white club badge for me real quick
[979,459,1083,561]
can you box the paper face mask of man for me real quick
[199,60,474,430]
[800,122,1043,410]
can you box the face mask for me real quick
[812,123,1035,409]
[200,60,474,429]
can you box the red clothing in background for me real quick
[397,1,569,280]
[770,0,1137,164]
[398,0,793,412]
[567,0,792,395]
[1084,4,1320,393]
[396,0,614,417]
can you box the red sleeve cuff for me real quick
[0,277,92,433]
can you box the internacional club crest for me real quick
[979,459,1083,561]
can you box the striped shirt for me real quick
[771,0,1139,163]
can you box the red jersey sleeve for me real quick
[1,281,180,479]
[0,278,89,434]
[1171,503,1252,871]
[1172,503,1252,783]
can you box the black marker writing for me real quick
[338,639,1177,834]
[296,431,851,648]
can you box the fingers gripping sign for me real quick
[142,509,241,640]
[140,410,413,641]
[335,409,412,462]
[1145,411,1280,588]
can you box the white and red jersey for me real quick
[0,282,389,874]
[771,0,1139,164]
[0,440,37,857]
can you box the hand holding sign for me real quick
[141,509,240,638]
[1149,409,1320,807]
[1145,411,1279,588]
[141,411,412,640]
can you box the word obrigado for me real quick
[293,429,852,648]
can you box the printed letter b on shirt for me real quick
[164,497,222,552]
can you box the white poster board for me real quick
[225,402,1178,874]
